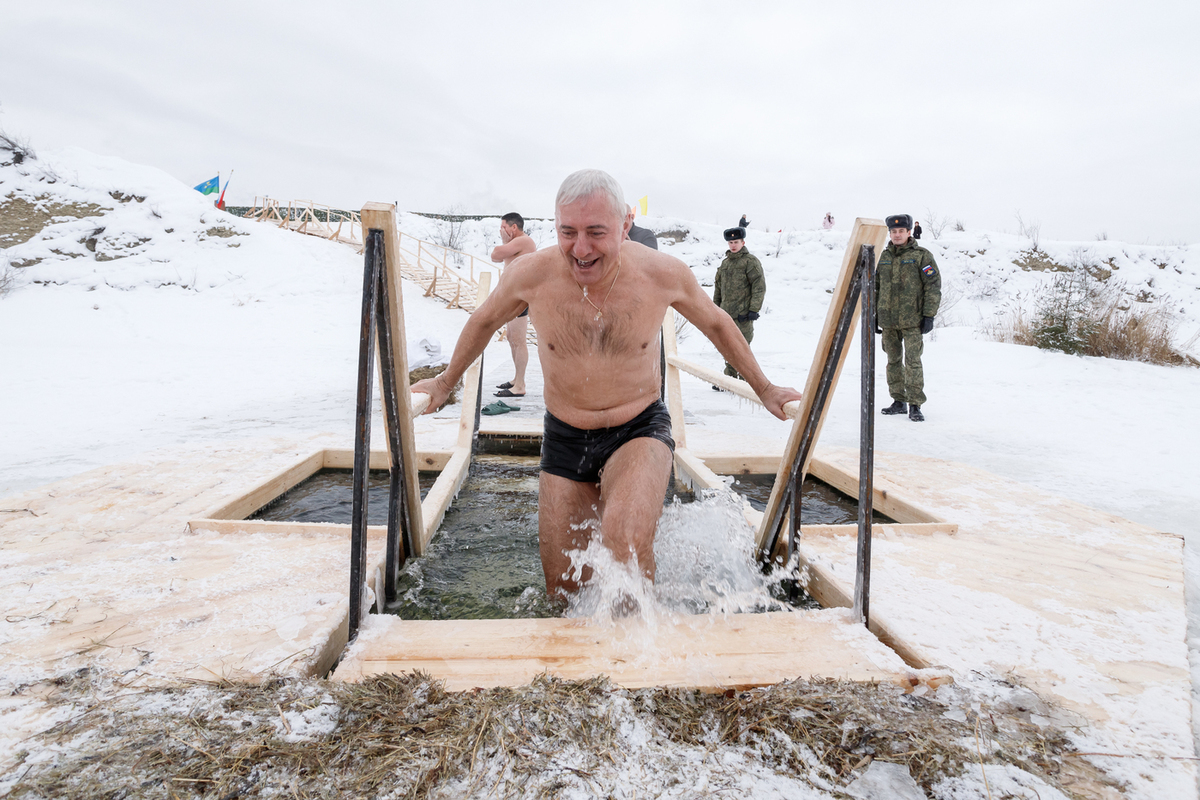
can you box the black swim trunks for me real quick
[517,305,529,318]
[541,399,675,483]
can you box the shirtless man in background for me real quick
[489,212,537,397]
[413,170,802,598]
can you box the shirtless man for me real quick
[413,170,802,598]
[489,212,537,397]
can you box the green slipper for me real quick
[497,400,521,411]
[481,401,510,416]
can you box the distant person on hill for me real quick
[412,169,801,601]
[822,212,835,230]
[490,212,537,397]
[876,214,941,422]
[626,209,659,249]
[913,220,923,240]
[712,225,766,384]
[738,213,749,228]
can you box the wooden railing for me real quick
[243,197,363,247]
[242,198,501,314]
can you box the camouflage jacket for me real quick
[713,248,766,319]
[875,238,941,329]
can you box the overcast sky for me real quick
[3,1,1198,243]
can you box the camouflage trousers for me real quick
[881,327,926,406]
[723,319,755,379]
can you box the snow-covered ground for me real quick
[3,147,1199,796]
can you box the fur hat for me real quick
[885,214,913,230]
[723,226,746,241]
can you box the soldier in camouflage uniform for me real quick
[713,226,766,381]
[875,214,940,422]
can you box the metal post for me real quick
[348,230,381,637]
[853,245,876,626]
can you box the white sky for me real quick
[3,0,1198,243]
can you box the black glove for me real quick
[920,316,934,334]
[748,311,760,321]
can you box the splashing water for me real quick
[563,489,802,627]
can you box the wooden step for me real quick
[332,610,929,692]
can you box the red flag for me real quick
[215,170,233,210]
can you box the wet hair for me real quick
[555,169,626,220]
[500,212,524,231]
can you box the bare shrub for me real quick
[922,208,948,239]
[984,253,1186,365]
[0,255,16,297]
[1015,210,1042,252]
[431,205,466,266]
[674,312,692,344]
[0,129,35,164]
[953,219,965,232]
[1088,281,1182,364]
[933,276,963,326]
[981,294,1033,345]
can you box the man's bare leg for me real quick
[538,437,673,601]
[595,438,673,582]
[504,316,529,395]
[539,472,601,599]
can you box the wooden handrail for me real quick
[664,353,800,419]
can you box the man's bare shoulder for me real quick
[502,246,558,283]
[514,234,537,255]
[624,242,693,284]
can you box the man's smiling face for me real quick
[555,192,630,286]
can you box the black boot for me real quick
[908,404,925,422]
[881,400,907,415]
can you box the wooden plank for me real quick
[666,354,758,403]
[333,611,925,691]
[199,450,324,521]
[322,449,453,471]
[696,454,782,474]
[457,272,491,449]
[686,453,947,527]
[478,418,544,437]
[661,309,687,449]
[362,202,425,553]
[418,446,470,552]
[673,448,728,492]
[801,522,958,538]
[187,519,388,538]
[755,219,889,553]
[808,456,944,525]
[667,355,800,420]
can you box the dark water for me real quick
[250,469,438,525]
[724,474,894,526]
[250,461,884,619]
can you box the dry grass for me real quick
[2,668,1114,799]
[987,264,1193,366]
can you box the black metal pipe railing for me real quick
[349,228,414,639]
[760,244,877,625]
[853,246,876,626]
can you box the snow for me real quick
[2,146,1199,797]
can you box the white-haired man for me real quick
[412,169,802,599]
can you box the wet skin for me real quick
[413,191,802,598]
[490,222,537,395]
